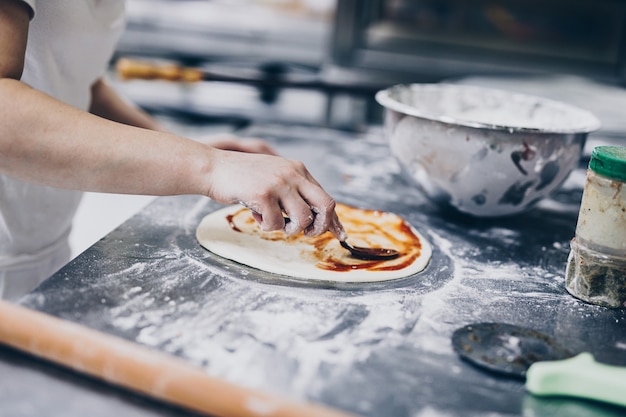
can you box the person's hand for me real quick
[203,134,278,155]
[205,148,346,241]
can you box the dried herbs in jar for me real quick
[565,146,626,308]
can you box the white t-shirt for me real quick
[0,0,126,299]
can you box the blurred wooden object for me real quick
[0,300,358,417]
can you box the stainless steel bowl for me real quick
[376,83,601,217]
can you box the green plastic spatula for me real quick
[526,352,626,407]
[452,322,626,408]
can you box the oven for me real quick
[328,0,626,85]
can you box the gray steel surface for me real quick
[3,124,625,417]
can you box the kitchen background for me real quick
[70,0,626,259]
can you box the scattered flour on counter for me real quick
[109,218,576,401]
[401,230,468,354]
[465,227,520,246]
[412,406,458,417]
[106,252,436,399]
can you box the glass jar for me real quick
[565,146,626,308]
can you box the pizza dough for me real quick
[196,203,432,283]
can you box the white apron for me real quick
[0,0,126,300]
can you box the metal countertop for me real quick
[3,124,626,417]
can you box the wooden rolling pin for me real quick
[0,300,357,417]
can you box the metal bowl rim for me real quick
[375,83,601,134]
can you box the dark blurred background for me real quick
[112,0,626,130]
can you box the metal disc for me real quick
[451,322,575,378]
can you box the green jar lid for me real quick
[589,146,626,182]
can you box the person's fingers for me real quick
[250,210,263,225]
[328,211,347,241]
[208,149,343,238]
[281,199,315,236]
[250,198,286,232]
[209,137,279,155]
[240,138,279,155]
[279,160,346,239]
[303,209,346,241]
[297,189,338,238]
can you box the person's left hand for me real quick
[203,134,278,155]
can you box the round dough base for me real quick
[196,205,432,283]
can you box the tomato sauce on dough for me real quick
[225,203,423,273]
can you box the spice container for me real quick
[565,146,626,308]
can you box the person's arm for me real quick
[89,77,278,154]
[0,0,346,239]
[89,77,169,132]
